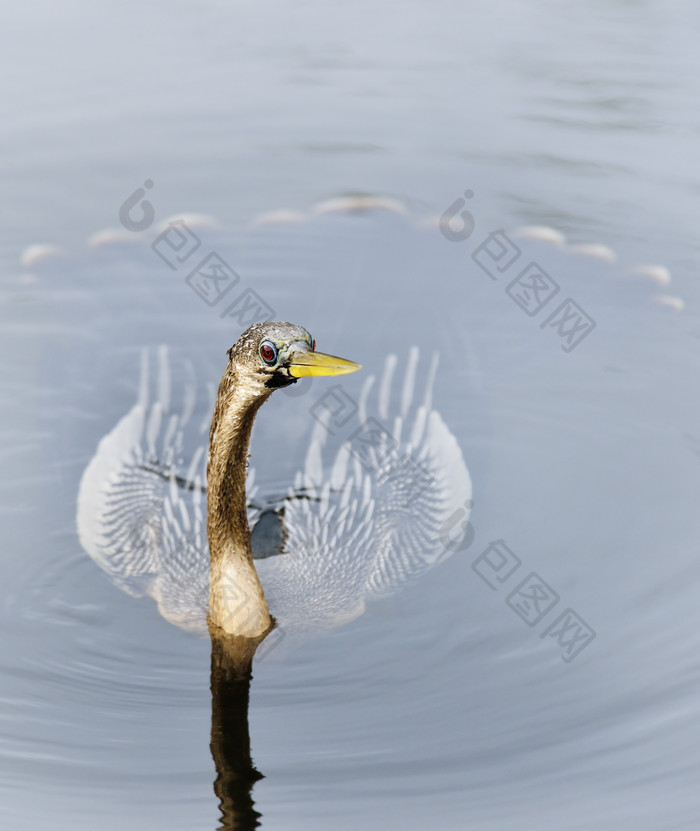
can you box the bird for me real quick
[77,321,472,647]
[206,322,360,637]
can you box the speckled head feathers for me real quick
[226,322,360,391]
[227,321,313,364]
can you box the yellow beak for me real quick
[287,346,362,378]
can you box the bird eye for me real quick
[259,341,277,365]
[312,340,316,351]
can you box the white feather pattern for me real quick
[77,348,472,640]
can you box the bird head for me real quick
[227,321,361,393]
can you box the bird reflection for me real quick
[209,628,267,831]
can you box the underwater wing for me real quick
[256,348,472,634]
[76,347,261,633]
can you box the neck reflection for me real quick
[209,627,269,830]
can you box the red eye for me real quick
[259,341,277,364]
[312,340,316,351]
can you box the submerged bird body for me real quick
[77,322,472,646]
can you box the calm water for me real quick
[2,1,700,829]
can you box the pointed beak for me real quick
[287,344,362,378]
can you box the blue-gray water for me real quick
[2,2,700,829]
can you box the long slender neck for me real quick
[207,364,273,637]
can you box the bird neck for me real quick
[207,365,273,638]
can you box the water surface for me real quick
[1,1,699,829]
